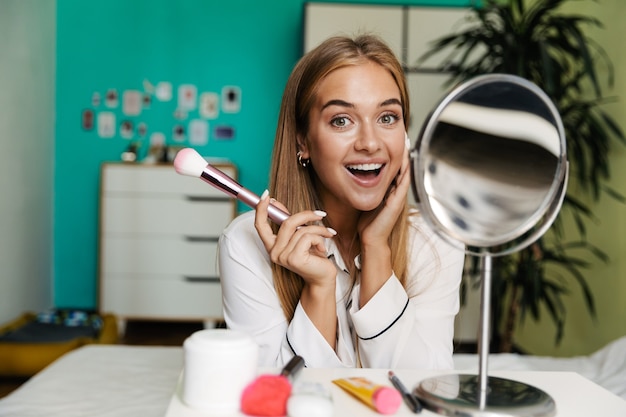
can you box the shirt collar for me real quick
[325,237,362,273]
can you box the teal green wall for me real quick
[54,0,476,309]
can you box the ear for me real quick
[296,134,310,159]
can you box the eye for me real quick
[379,112,399,125]
[330,116,351,128]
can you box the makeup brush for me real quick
[240,355,305,417]
[173,148,290,224]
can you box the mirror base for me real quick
[415,374,556,417]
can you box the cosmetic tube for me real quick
[333,377,401,414]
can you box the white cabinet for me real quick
[98,162,237,330]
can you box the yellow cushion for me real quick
[0,312,118,377]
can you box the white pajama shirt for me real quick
[218,210,465,369]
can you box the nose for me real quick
[354,124,381,152]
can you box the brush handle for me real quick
[280,355,305,379]
[199,165,290,225]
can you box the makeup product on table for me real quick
[241,355,305,417]
[173,147,290,224]
[182,329,258,414]
[287,381,333,417]
[333,376,402,415]
[388,371,422,413]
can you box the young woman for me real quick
[218,35,465,369]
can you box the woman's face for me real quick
[303,61,406,214]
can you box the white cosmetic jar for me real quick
[182,329,258,414]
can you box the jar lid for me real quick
[184,329,256,351]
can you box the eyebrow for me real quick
[321,98,402,111]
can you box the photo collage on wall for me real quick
[81,80,241,161]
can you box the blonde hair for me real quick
[269,34,411,320]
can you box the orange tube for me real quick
[333,377,401,414]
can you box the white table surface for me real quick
[1,346,624,417]
[166,368,626,417]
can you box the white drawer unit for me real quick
[98,162,237,331]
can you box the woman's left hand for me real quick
[358,147,410,245]
[356,147,410,306]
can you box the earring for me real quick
[297,151,310,168]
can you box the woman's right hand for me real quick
[255,191,338,348]
[255,191,339,349]
[254,191,337,288]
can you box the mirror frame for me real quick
[409,74,568,257]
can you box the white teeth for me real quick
[346,163,383,171]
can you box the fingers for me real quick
[359,150,410,242]
[396,150,411,193]
[271,210,332,260]
[254,190,277,251]
[272,225,335,267]
[254,190,334,259]
[268,197,289,214]
[390,149,411,199]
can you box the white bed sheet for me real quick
[0,336,624,417]
[0,345,184,417]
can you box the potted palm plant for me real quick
[418,0,625,352]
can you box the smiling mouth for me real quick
[346,163,384,178]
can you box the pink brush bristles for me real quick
[173,148,208,178]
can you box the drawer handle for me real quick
[185,236,219,242]
[184,276,220,283]
[185,196,231,202]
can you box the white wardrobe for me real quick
[303,2,473,144]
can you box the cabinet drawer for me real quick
[100,276,223,319]
[102,163,237,196]
[100,236,218,276]
[101,197,234,236]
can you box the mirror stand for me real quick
[414,253,556,416]
[409,73,569,417]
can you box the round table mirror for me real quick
[410,74,568,417]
